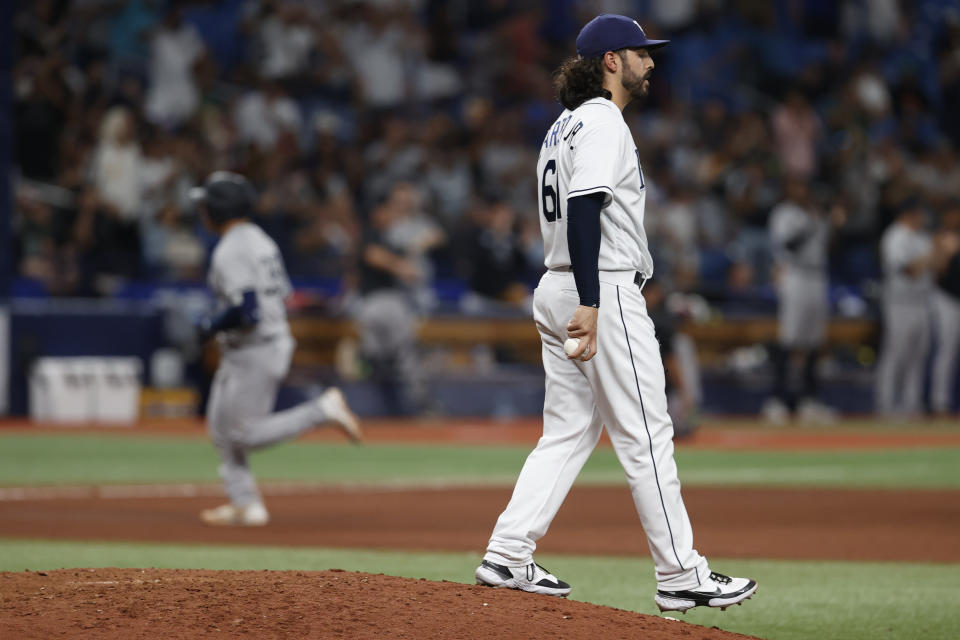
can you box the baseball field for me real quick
[1,418,958,639]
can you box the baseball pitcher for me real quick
[474,15,757,613]
[192,172,362,526]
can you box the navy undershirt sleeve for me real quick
[205,290,260,334]
[566,192,604,308]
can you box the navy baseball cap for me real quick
[576,14,669,58]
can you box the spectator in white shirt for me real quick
[234,80,303,151]
[258,3,316,80]
[92,106,142,221]
[144,10,206,128]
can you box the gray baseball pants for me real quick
[206,335,325,507]
[355,289,427,410]
[932,290,960,413]
[777,270,828,349]
[875,300,931,416]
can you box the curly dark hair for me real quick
[554,55,612,111]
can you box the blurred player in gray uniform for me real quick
[475,15,756,613]
[191,172,362,526]
[875,200,934,417]
[763,178,842,424]
[931,204,960,415]
[355,183,442,415]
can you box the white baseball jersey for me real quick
[208,221,292,348]
[485,96,712,593]
[538,97,654,277]
[880,222,932,303]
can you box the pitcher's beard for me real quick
[622,72,652,100]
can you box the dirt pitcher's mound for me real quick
[0,568,759,640]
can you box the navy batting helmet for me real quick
[189,171,255,225]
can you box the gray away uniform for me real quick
[769,201,830,349]
[206,222,328,507]
[875,222,933,416]
[932,242,960,414]
[765,200,832,411]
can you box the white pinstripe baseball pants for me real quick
[484,270,709,590]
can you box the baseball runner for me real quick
[763,177,840,424]
[474,15,757,613]
[192,172,362,526]
[875,200,934,416]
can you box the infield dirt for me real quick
[0,568,760,640]
[2,485,958,562]
[3,422,957,638]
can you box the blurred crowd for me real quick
[10,0,960,315]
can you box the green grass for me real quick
[2,431,958,639]
[1,538,957,640]
[2,433,960,489]
[673,448,960,488]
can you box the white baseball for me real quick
[564,337,581,357]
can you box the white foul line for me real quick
[0,477,520,502]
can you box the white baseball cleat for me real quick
[655,572,757,613]
[200,502,270,527]
[475,560,571,597]
[318,387,363,443]
[796,398,838,425]
[761,397,790,425]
